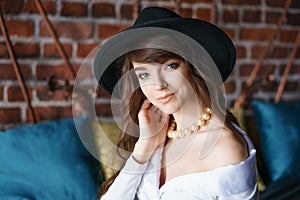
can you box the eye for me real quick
[165,63,179,70]
[138,72,150,80]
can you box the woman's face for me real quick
[133,59,197,114]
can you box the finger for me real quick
[140,99,151,111]
[149,105,161,119]
[160,113,169,124]
[154,107,160,113]
[159,115,163,122]
[138,100,152,127]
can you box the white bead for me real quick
[191,124,198,132]
[177,131,183,138]
[184,128,191,135]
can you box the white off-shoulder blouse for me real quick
[101,124,258,200]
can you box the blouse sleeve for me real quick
[217,185,259,200]
[136,148,164,199]
[100,155,148,200]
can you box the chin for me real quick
[157,103,180,115]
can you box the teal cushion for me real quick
[0,117,101,200]
[252,100,300,182]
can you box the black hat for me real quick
[93,7,236,97]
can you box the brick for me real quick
[73,63,93,80]
[291,0,300,8]
[251,45,266,59]
[270,46,291,59]
[240,82,259,96]
[0,0,24,14]
[28,106,72,122]
[96,86,111,99]
[0,43,9,58]
[222,0,241,5]
[2,42,40,58]
[279,30,299,43]
[196,8,211,21]
[43,43,73,58]
[240,28,274,41]
[182,0,212,2]
[286,13,300,26]
[239,63,276,77]
[121,4,134,20]
[1,19,34,37]
[222,0,261,5]
[279,64,300,75]
[283,81,298,91]
[251,46,290,59]
[36,64,79,80]
[98,24,129,39]
[297,47,300,58]
[72,86,95,101]
[24,0,56,15]
[77,43,98,58]
[266,0,300,8]
[39,21,93,39]
[265,0,284,7]
[224,81,236,94]
[0,107,21,124]
[92,2,115,18]
[266,11,281,24]
[7,86,33,101]
[229,68,235,77]
[95,103,112,117]
[73,87,103,117]
[0,43,7,58]
[61,2,87,17]
[243,10,261,23]
[261,80,278,92]
[222,28,235,40]
[235,46,247,58]
[180,8,193,18]
[0,64,31,80]
[36,85,71,101]
[223,9,238,23]
[0,42,39,58]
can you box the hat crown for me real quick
[134,7,181,26]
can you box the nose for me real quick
[154,79,168,90]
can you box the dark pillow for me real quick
[252,100,300,182]
[0,116,101,200]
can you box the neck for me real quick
[172,99,203,131]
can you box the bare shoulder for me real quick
[207,127,249,167]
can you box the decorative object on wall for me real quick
[234,0,292,108]
[0,0,78,124]
[47,76,73,100]
[0,8,38,123]
[274,30,300,103]
[33,0,76,80]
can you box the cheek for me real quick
[140,85,154,100]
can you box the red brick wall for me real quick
[0,0,299,129]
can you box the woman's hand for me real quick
[132,99,169,163]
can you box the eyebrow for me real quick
[133,66,148,72]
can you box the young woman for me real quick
[93,7,258,200]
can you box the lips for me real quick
[157,93,175,104]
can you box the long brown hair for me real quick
[97,48,239,198]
